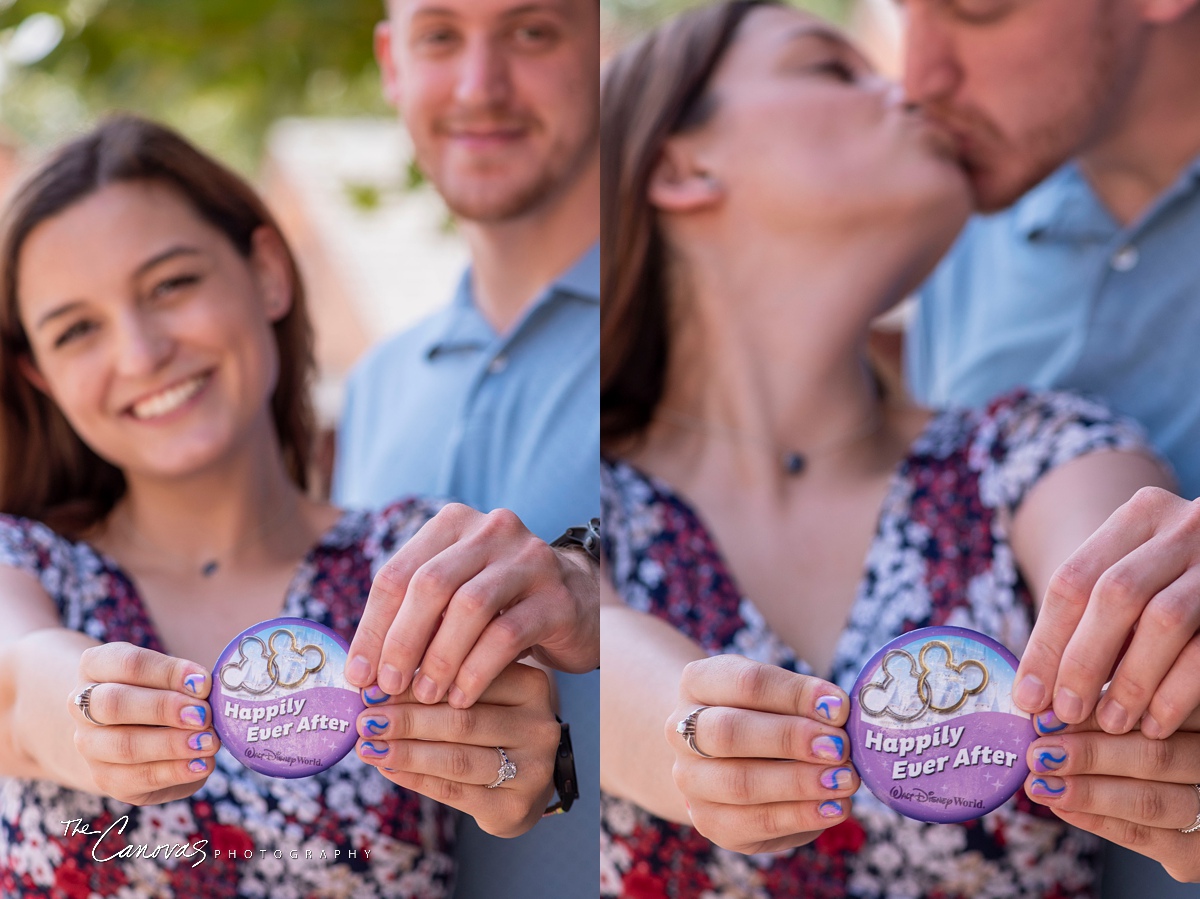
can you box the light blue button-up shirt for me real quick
[333,244,599,539]
[332,243,599,899]
[907,155,1200,497]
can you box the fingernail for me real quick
[1032,747,1067,773]
[818,800,843,818]
[1142,715,1163,739]
[359,716,388,738]
[1098,698,1129,734]
[363,685,390,705]
[413,674,438,704]
[1034,708,1068,735]
[812,735,844,761]
[1013,675,1045,711]
[181,706,207,728]
[820,767,853,790]
[188,758,208,774]
[815,695,843,721]
[382,767,396,773]
[380,663,405,695]
[187,732,214,752]
[1056,688,1084,722]
[359,741,389,760]
[1029,776,1066,799]
[183,673,207,696]
[346,655,371,686]
[447,685,467,708]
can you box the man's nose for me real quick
[900,4,962,105]
[454,37,512,108]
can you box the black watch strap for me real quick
[549,518,601,565]
[542,718,579,817]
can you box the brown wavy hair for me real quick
[0,115,315,534]
[600,0,777,448]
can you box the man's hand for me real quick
[345,503,599,709]
[1015,487,1200,739]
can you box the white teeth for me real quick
[130,374,208,420]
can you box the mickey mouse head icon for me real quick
[859,649,927,722]
[266,629,326,689]
[218,636,274,695]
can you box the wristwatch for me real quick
[542,718,579,816]
[549,518,601,565]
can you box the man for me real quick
[899,0,1200,886]
[332,1,599,898]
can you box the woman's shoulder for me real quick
[918,387,1158,511]
[0,512,90,572]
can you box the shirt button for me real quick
[487,355,508,374]
[1110,245,1139,272]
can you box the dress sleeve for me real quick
[972,389,1164,516]
[0,514,79,624]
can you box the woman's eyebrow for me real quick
[33,246,204,331]
[780,25,871,69]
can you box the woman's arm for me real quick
[600,580,859,854]
[600,590,703,823]
[0,566,219,804]
[1009,449,1173,607]
[0,567,100,789]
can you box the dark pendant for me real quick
[782,452,806,476]
[201,560,219,577]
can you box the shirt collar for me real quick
[424,241,599,359]
[1014,150,1200,243]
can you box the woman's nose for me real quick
[113,310,173,376]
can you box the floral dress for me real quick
[600,390,1155,899]
[0,499,459,899]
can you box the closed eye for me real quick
[151,273,201,300]
[53,319,97,348]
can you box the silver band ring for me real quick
[486,747,517,789]
[74,683,106,727]
[1181,784,1200,834]
[676,706,715,758]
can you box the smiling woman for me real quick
[0,116,564,899]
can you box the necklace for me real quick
[117,504,297,578]
[656,406,884,477]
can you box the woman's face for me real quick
[17,180,289,483]
[683,6,970,242]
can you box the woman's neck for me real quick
[636,238,915,494]
[101,421,319,573]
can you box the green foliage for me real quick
[602,0,854,42]
[0,0,391,173]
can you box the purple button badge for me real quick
[211,617,364,778]
[847,626,1034,823]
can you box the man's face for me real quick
[899,0,1143,211]
[377,0,599,223]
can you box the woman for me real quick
[0,116,560,898]
[599,3,1196,897]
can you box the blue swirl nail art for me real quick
[360,741,389,759]
[1030,777,1066,797]
[181,706,207,728]
[183,673,206,695]
[818,800,843,818]
[360,716,387,737]
[820,767,853,790]
[363,685,390,705]
[813,735,844,761]
[1035,710,1067,734]
[815,695,843,721]
[1033,749,1067,772]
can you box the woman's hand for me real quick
[69,643,219,806]
[1025,705,1200,883]
[665,655,858,855]
[354,660,560,838]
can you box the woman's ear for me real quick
[249,226,294,323]
[647,140,724,214]
[18,354,50,395]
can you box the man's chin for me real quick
[438,178,557,224]
[967,159,1062,215]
